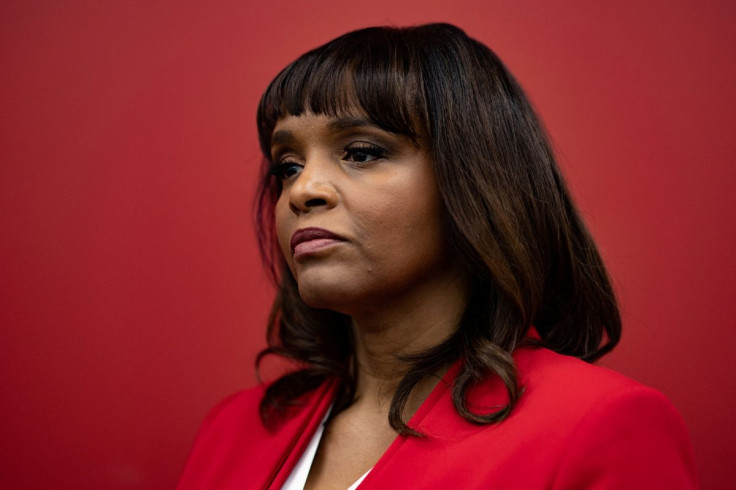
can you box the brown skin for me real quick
[272,113,470,489]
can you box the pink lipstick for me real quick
[290,227,345,257]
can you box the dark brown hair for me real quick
[254,23,620,434]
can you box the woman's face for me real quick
[271,112,459,314]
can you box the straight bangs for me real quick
[256,26,427,160]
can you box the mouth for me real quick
[290,227,346,257]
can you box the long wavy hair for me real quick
[254,23,621,434]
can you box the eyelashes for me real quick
[270,142,387,181]
[342,143,386,163]
[269,161,300,181]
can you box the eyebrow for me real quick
[270,129,294,147]
[270,116,384,147]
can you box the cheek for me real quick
[404,184,447,256]
[360,181,445,257]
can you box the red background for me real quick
[1,1,734,488]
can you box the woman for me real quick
[179,23,697,489]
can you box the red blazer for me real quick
[178,346,698,489]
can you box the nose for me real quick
[287,158,339,214]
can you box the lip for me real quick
[290,227,346,256]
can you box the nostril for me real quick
[305,198,327,207]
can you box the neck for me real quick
[347,270,470,414]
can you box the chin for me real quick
[297,284,349,312]
[295,275,370,314]
[292,266,355,310]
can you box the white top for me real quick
[281,406,371,490]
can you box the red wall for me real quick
[1,1,734,488]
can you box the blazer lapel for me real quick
[266,379,337,489]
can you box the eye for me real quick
[269,160,303,181]
[342,143,386,164]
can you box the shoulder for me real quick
[465,345,678,424]
[179,384,270,470]
[515,347,699,489]
[194,384,266,437]
[512,346,694,439]
[178,380,334,489]
[461,345,694,438]
[515,345,650,407]
[374,348,697,489]
[177,384,276,489]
